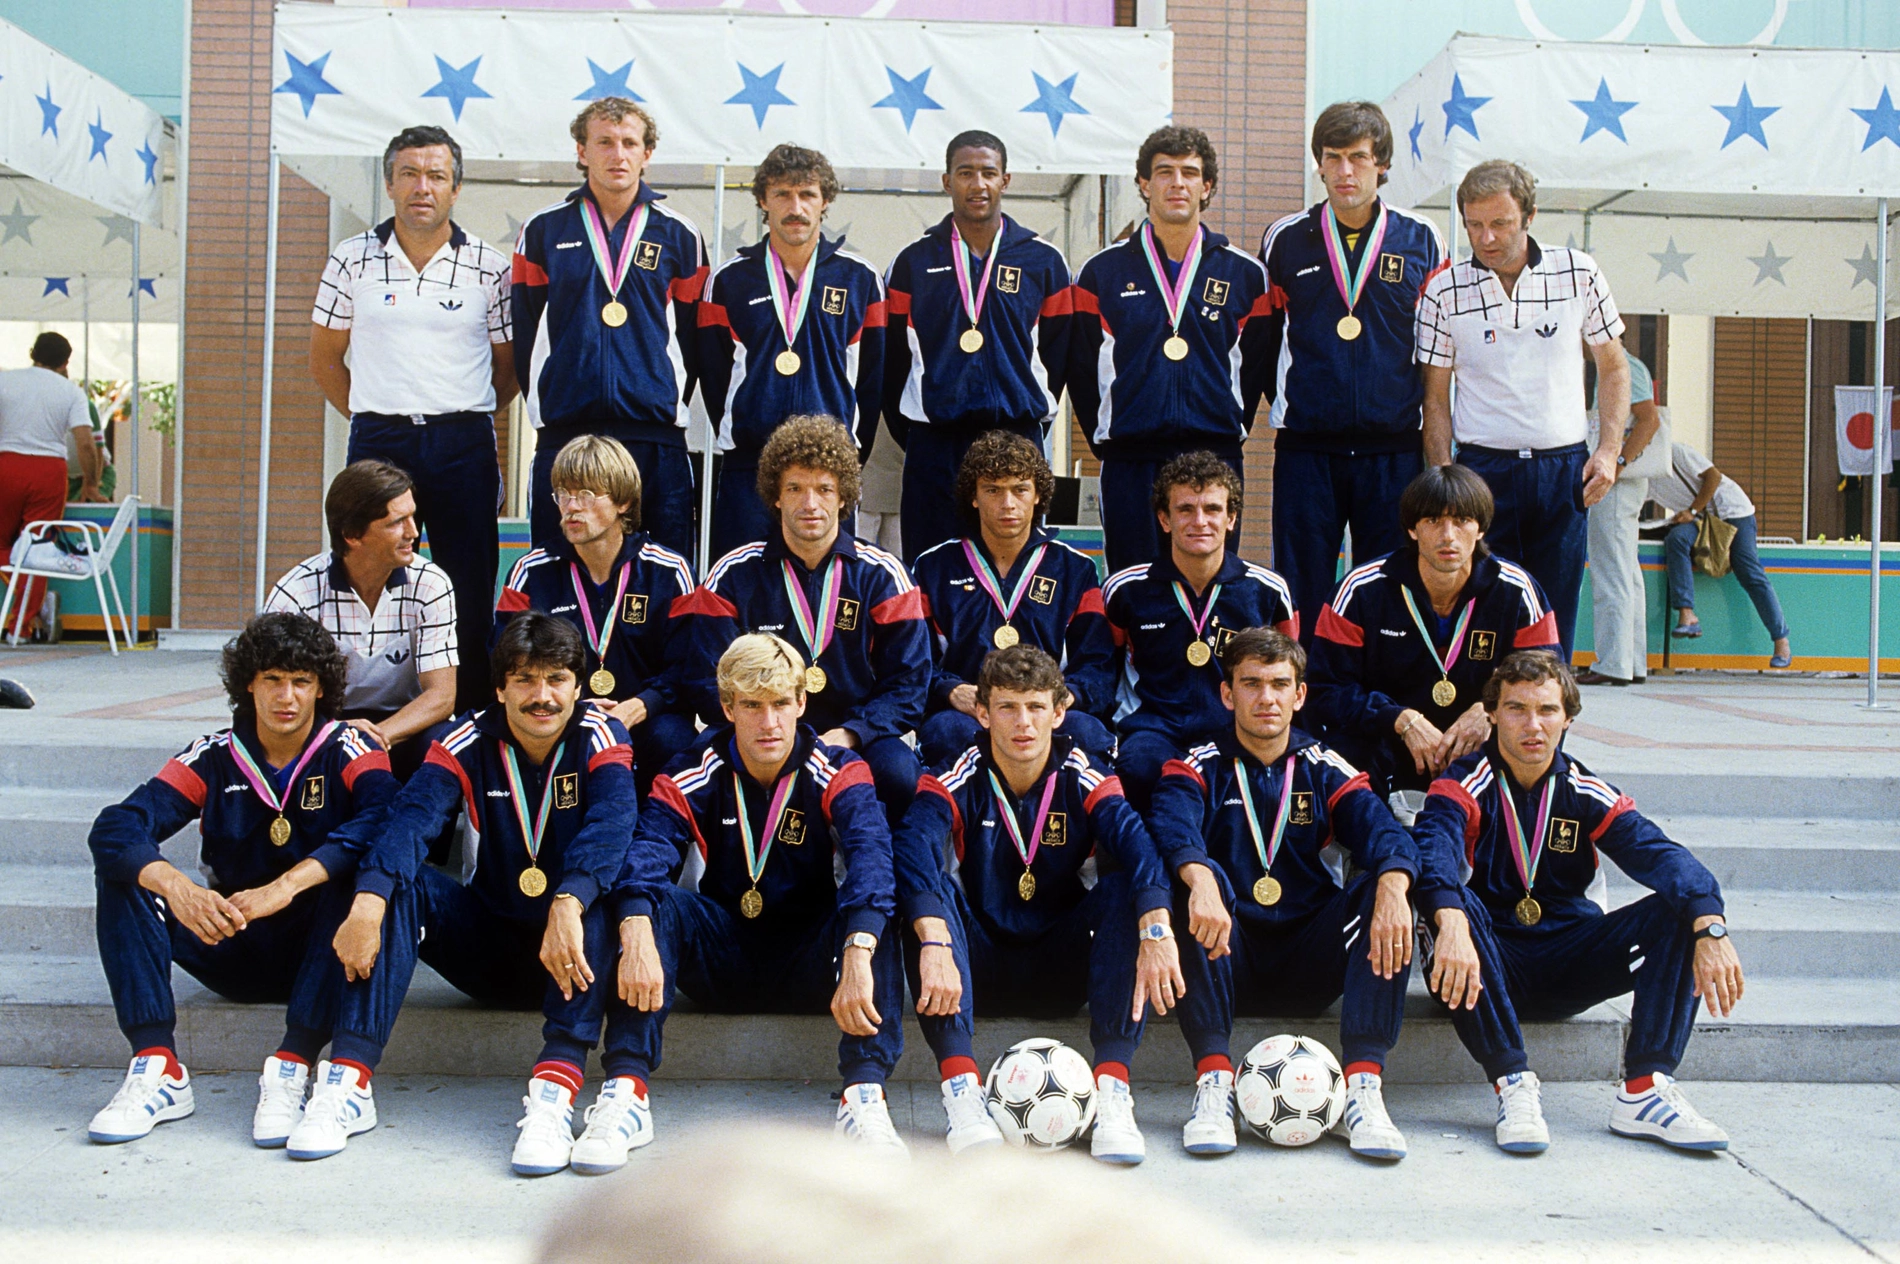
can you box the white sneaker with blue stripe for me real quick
[1090,1074,1146,1165]
[253,1055,310,1147]
[1494,1071,1551,1154]
[512,1077,577,1176]
[1342,1071,1407,1161]
[89,1054,194,1144]
[1181,1070,1237,1156]
[1610,1074,1729,1151]
[286,1061,377,1160]
[571,1077,655,1174]
[834,1082,909,1155]
[940,1072,1004,1154]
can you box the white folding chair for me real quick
[0,496,139,654]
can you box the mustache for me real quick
[520,704,562,717]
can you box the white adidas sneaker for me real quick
[1495,1071,1552,1154]
[1182,1069,1238,1156]
[252,1055,310,1148]
[940,1072,1004,1154]
[571,1077,655,1174]
[89,1054,194,1144]
[1341,1071,1407,1161]
[834,1082,909,1155]
[1090,1074,1145,1165]
[1610,1074,1729,1151]
[286,1061,377,1160]
[512,1077,577,1176]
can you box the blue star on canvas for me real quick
[274,50,341,118]
[137,141,159,185]
[575,59,643,103]
[42,278,69,298]
[1714,84,1777,150]
[1408,107,1424,161]
[1442,74,1489,140]
[1021,71,1087,137]
[726,62,795,128]
[36,84,60,138]
[87,111,113,163]
[131,279,157,299]
[1571,78,1636,143]
[1853,87,1900,151]
[422,55,493,122]
[874,66,942,133]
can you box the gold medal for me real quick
[519,866,549,898]
[1431,678,1456,708]
[601,300,628,328]
[960,328,984,354]
[1337,314,1363,340]
[993,624,1020,649]
[1163,334,1189,361]
[1253,875,1282,906]
[589,668,616,697]
[1018,870,1037,901]
[740,887,764,919]
[1186,639,1213,667]
[805,665,827,694]
[1514,896,1542,927]
[775,349,801,376]
[269,814,292,847]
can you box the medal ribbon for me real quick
[1397,587,1477,686]
[501,739,568,873]
[764,244,816,353]
[950,221,1000,333]
[579,198,649,304]
[962,541,1048,626]
[987,769,1061,875]
[228,721,339,818]
[734,768,800,889]
[1492,759,1557,899]
[1171,580,1223,642]
[1233,753,1297,878]
[1136,220,1205,335]
[1319,202,1389,317]
[780,557,844,665]
[569,561,634,673]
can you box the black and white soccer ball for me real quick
[1235,1034,1345,1146]
[984,1037,1097,1149]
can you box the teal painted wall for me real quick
[0,1,184,119]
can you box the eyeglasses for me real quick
[551,490,609,509]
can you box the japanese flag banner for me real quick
[1836,385,1895,477]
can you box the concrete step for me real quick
[1647,816,1900,891]
[1611,772,1900,819]
[0,789,127,865]
[0,742,183,793]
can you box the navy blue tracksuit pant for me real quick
[96,876,405,1069]
[530,423,698,564]
[1174,870,1408,1070]
[1116,726,1223,816]
[919,709,1114,770]
[1272,446,1422,642]
[349,412,501,713]
[621,885,905,1087]
[857,734,923,830]
[1447,892,1701,1082]
[905,871,1146,1070]
[1097,445,1246,577]
[900,420,1043,566]
[1459,443,1588,656]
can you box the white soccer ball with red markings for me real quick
[1235,1034,1345,1146]
[984,1037,1097,1150]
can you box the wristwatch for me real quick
[843,932,879,953]
[1616,455,1629,467]
[1692,921,1729,942]
[1139,922,1175,943]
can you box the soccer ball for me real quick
[1235,1034,1345,1146]
[984,1037,1097,1150]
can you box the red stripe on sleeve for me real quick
[1159,758,1205,791]
[671,586,739,619]
[1588,794,1635,843]
[1236,292,1273,330]
[1265,282,1289,314]
[426,743,479,825]
[1276,614,1301,642]
[918,774,966,862]
[511,253,548,287]
[1040,287,1074,317]
[496,588,531,614]
[885,287,912,317]
[1073,587,1106,618]
[1326,770,1371,812]
[671,266,708,304]
[1515,611,1559,648]
[589,743,634,773]
[860,299,887,330]
[1427,777,1482,866]
[341,749,392,792]
[1070,284,1099,315]
[156,758,206,808]
[697,302,731,329]
[650,775,708,859]
[871,587,926,624]
[1082,775,1125,814]
[821,758,875,820]
[1314,605,1362,647]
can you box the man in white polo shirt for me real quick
[310,125,514,710]
[1417,160,1630,656]
[1,333,105,642]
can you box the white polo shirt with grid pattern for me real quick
[312,220,511,417]
[1414,237,1624,452]
[264,552,460,714]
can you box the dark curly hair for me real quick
[1136,125,1219,206]
[1151,450,1245,519]
[756,414,862,512]
[955,431,1054,533]
[1481,650,1578,719]
[975,644,1071,711]
[492,610,586,684]
[221,612,348,720]
[752,142,840,207]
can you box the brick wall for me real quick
[180,0,331,627]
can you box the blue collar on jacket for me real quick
[922,212,1039,256]
[1380,545,1503,609]
[717,722,819,792]
[1146,546,1249,591]
[1112,221,1232,259]
[565,180,667,211]
[735,233,848,269]
[764,528,861,571]
[470,701,596,757]
[1209,725,1321,772]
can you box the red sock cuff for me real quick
[1094,1061,1130,1085]
[1625,1074,1656,1095]
[532,1060,585,1096]
[1196,1054,1234,1077]
[939,1056,982,1083]
[1344,1061,1383,1080]
[272,1050,310,1068]
[334,1058,373,1084]
[625,1076,647,1100]
[135,1046,182,1079]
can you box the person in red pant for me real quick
[0,332,105,641]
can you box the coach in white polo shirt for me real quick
[310,125,513,711]
[1416,159,1630,658]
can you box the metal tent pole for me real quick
[1870,197,1889,706]
[699,163,725,579]
[129,223,142,644]
[254,153,281,610]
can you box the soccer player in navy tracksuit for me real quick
[85,613,403,1161]
[679,415,929,826]
[496,434,698,793]
[1148,628,1420,1161]
[611,632,909,1152]
[894,646,1181,1163]
[883,130,1073,563]
[698,144,885,558]
[1103,453,1297,812]
[913,431,1115,767]
[1308,465,1559,799]
[1069,126,1273,574]
[334,613,645,1177]
[1412,652,1746,1154]
[513,99,707,559]
[1258,103,1445,631]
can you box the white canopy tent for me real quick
[0,17,173,640]
[1381,34,1900,696]
[266,1,1171,585]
